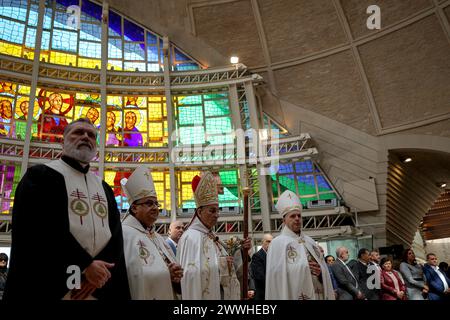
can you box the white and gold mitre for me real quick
[192,171,219,207]
[120,165,156,204]
[276,190,302,217]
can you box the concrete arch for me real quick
[380,134,450,155]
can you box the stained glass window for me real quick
[0,0,202,70]
[0,163,21,214]
[174,93,234,148]
[271,160,338,208]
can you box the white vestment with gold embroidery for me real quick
[265,226,335,300]
[178,217,240,300]
[122,214,176,299]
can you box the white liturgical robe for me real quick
[122,214,177,300]
[177,217,240,300]
[265,226,335,300]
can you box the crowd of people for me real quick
[1,117,449,301]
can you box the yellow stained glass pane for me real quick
[163,102,167,117]
[0,81,16,94]
[17,85,30,95]
[148,142,163,147]
[181,184,194,201]
[148,97,162,102]
[148,103,162,120]
[107,96,122,108]
[108,61,122,70]
[165,172,170,189]
[50,51,77,66]
[149,122,163,141]
[78,58,101,69]
[125,96,146,108]
[104,171,116,186]
[0,41,22,57]
[181,171,199,183]
[39,53,49,63]
[152,172,164,181]
[75,106,101,125]
[23,49,34,60]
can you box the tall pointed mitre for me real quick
[192,171,218,207]
[120,165,156,204]
[276,190,302,217]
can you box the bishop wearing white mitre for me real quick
[266,190,335,300]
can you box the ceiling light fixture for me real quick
[403,157,412,163]
[440,183,447,188]
[230,56,239,64]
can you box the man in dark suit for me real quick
[352,248,379,300]
[331,246,364,300]
[423,253,450,300]
[250,233,273,300]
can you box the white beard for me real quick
[63,140,96,163]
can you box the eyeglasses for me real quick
[135,200,161,208]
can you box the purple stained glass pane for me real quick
[123,19,144,42]
[56,0,79,7]
[81,0,102,21]
[108,10,122,36]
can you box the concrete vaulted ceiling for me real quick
[109,0,450,139]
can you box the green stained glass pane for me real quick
[204,99,229,117]
[272,180,278,198]
[205,117,232,135]
[278,175,296,193]
[11,164,22,196]
[182,200,196,209]
[319,193,337,200]
[208,134,232,145]
[179,126,204,144]
[204,93,228,100]
[219,171,237,185]
[178,95,201,106]
[178,106,203,125]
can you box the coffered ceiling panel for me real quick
[340,0,433,40]
[193,0,266,67]
[258,0,347,63]
[274,51,376,135]
[358,16,450,129]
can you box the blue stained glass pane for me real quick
[28,4,39,27]
[0,18,25,43]
[295,160,313,173]
[108,10,121,36]
[174,48,189,61]
[54,10,77,30]
[108,38,122,58]
[80,22,101,41]
[81,0,101,21]
[146,31,157,44]
[43,7,52,29]
[175,63,199,71]
[25,27,36,48]
[316,175,332,191]
[297,175,316,195]
[79,41,101,58]
[52,29,78,52]
[123,61,145,71]
[147,63,160,72]
[123,19,144,42]
[278,163,293,174]
[40,30,50,50]
[0,0,28,21]
[147,46,158,61]
[56,0,79,7]
[124,42,145,60]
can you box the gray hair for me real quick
[63,118,96,138]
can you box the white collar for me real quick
[123,213,151,234]
[281,225,302,239]
[188,215,211,234]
